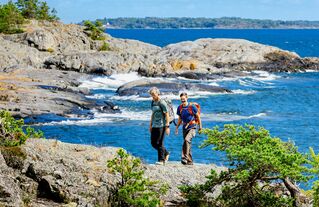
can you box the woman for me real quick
[149,87,170,165]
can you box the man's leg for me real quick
[157,127,167,162]
[151,127,161,161]
[182,128,195,164]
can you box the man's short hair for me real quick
[149,87,160,95]
[180,92,188,97]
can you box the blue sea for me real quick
[33,29,319,166]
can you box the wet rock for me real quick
[116,79,232,96]
[96,101,121,113]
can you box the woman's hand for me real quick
[165,127,170,136]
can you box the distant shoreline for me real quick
[95,17,319,30]
[106,27,319,30]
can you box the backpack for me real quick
[178,102,201,124]
[151,98,176,125]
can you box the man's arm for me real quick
[149,114,153,132]
[195,113,202,132]
[164,112,170,135]
[175,116,182,135]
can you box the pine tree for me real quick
[0,1,24,34]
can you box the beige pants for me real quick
[182,128,196,163]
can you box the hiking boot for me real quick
[181,159,187,165]
[164,152,170,163]
[155,161,165,165]
[186,161,194,165]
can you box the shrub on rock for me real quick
[107,148,168,207]
[180,124,310,207]
[0,110,43,147]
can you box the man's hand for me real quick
[175,127,178,135]
[149,126,152,133]
[198,127,203,134]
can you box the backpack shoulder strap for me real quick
[158,99,165,114]
[188,102,194,115]
[178,104,183,115]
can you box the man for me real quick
[175,92,202,165]
[149,87,170,165]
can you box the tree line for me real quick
[0,0,58,34]
[96,17,319,29]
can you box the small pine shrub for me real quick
[99,42,110,51]
[83,20,106,40]
[107,148,168,207]
[180,124,310,207]
[0,110,44,147]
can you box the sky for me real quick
[1,0,319,23]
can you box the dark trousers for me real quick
[151,127,169,162]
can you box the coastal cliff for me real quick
[0,138,224,206]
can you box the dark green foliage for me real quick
[0,0,58,34]
[0,110,44,147]
[0,1,24,34]
[96,17,319,29]
[180,124,309,207]
[83,20,106,40]
[107,148,168,207]
[16,0,58,20]
[309,148,319,207]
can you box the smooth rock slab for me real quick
[116,79,232,97]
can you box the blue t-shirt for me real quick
[177,103,198,130]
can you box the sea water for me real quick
[33,29,319,165]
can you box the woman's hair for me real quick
[149,87,160,95]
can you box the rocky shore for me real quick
[0,138,225,206]
[1,20,318,207]
[1,20,319,119]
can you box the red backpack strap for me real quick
[188,102,194,116]
[178,104,183,115]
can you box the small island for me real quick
[96,17,319,29]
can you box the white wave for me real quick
[232,89,256,95]
[305,70,317,72]
[38,108,153,126]
[80,72,143,90]
[86,94,109,99]
[251,70,280,81]
[208,82,220,86]
[202,112,267,122]
[38,118,114,126]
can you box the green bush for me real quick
[99,42,110,51]
[180,124,310,207]
[0,1,24,34]
[83,20,106,40]
[309,148,319,207]
[0,0,59,34]
[107,148,168,207]
[0,110,43,147]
